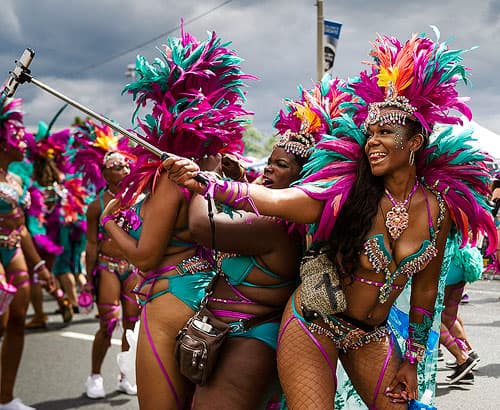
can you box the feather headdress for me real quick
[273,75,351,160]
[349,26,473,132]
[27,120,72,174]
[119,21,256,207]
[0,94,30,151]
[70,119,135,192]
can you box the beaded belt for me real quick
[98,253,134,276]
[0,228,21,249]
[176,255,212,275]
[307,313,389,352]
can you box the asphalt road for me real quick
[12,278,500,409]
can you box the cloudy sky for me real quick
[1,0,499,139]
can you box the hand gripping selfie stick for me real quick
[2,48,207,184]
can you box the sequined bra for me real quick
[362,187,446,303]
[0,174,30,213]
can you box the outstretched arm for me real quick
[189,193,294,255]
[164,156,323,224]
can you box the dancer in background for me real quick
[70,119,139,398]
[0,95,55,410]
[22,118,76,328]
[440,236,483,384]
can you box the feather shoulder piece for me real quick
[288,76,365,240]
[418,124,497,254]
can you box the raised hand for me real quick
[162,156,204,193]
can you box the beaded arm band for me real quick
[404,306,434,364]
[199,172,261,216]
[101,215,115,229]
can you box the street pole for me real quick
[316,0,324,82]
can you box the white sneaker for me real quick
[0,398,36,410]
[117,374,137,395]
[85,374,105,399]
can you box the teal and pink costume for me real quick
[111,22,256,409]
[194,29,497,409]
[0,95,33,289]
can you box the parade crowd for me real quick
[0,23,498,410]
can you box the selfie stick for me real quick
[2,48,207,183]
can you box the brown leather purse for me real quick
[175,303,230,385]
[174,194,229,385]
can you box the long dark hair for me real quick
[327,153,384,276]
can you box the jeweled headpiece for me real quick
[273,75,351,160]
[69,119,135,191]
[0,95,28,151]
[274,130,317,160]
[350,27,473,132]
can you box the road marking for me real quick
[60,331,121,346]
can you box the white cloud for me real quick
[2,0,499,138]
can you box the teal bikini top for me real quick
[362,187,446,303]
[121,197,194,248]
[0,174,30,214]
[217,253,295,288]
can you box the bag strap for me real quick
[199,194,284,329]
[198,193,221,309]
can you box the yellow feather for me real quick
[377,67,399,88]
[93,128,119,151]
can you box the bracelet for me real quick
[101,215,115,228]
[404,338,426,364]
[33,259,46,273]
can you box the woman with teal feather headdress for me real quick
[23,106,91,329]
[163,28,497,409]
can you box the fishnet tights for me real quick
[341,337,406,410]
[277,296,406,409]
[277,301,338,409]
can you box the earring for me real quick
[409,150,415,166]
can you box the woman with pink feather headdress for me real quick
[98,23,255,409]
[70,119,139,399]
[164,27,497,409]
[0,95,57,410]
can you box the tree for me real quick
[242,124,274,159]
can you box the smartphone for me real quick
[2,48,35,97]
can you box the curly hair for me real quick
[33,156,61,187]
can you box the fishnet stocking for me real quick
[341,336,406,410]
[277,298,338,410]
